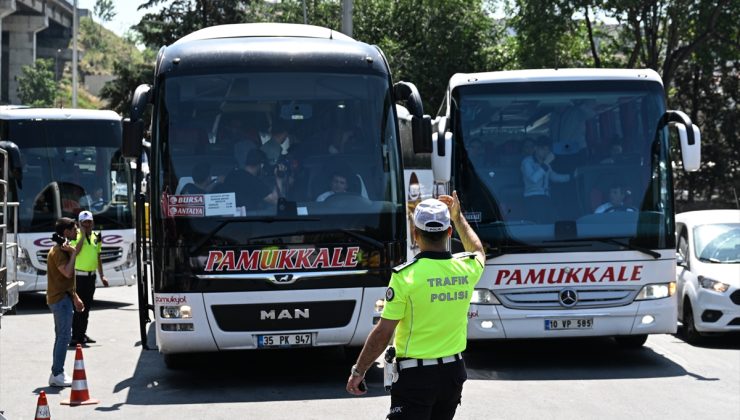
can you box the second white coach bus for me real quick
[409,69,700,347]
[0,108,137,293]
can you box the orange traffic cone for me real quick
[60,344,100,406]
[34,390,51,419]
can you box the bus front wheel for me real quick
[614,334,648,348]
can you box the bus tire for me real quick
[614,334,648,348]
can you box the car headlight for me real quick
[470,289,501,305]
[635,282,675,300]
[699,276,730,293]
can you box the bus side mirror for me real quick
[394,81,432,153]
[432,131,452,183]
[675,123,701,172]
[122,119,144,159]
[658,110,701,172]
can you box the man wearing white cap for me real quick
[347,191,485,420]
[69,210,109,346]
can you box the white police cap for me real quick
[413,199,451,232]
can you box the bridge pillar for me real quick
[3,14,49,104]
[0,0,17,103]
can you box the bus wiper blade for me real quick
[250,229,385,250]
[545,237,661,259]
[188,216,320,255]
[451,238,533,258]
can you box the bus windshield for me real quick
[452,80,673,252]
[155,71,403,246]
[1,119,131,232]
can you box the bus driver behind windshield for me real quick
[347,192,485,420]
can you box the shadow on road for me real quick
[119,324,380,406]
[463,337,690,381]
[13,291,133,315]
[672,329,740,350]
[117,328,701,406]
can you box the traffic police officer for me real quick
[347,191,485,419]
[70,210,109,346]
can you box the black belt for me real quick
[75,270,96,277]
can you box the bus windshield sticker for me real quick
[162,193,237,217]
[205,193,236,216]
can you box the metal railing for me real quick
[1,148,20,317]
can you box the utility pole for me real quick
[72,0,78,107]
[341,0,352,37]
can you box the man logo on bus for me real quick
[559,289,578,307]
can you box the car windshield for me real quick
[693,223,740,263]
[452,80,674,251]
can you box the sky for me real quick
[76,0,168,37]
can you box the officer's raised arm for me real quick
[438,191,485,262]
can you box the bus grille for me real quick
[211,300,356,332]
[496,288,637,310]
[36,247,123,265]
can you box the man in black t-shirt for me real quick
[217,149,278,210]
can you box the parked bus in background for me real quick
[0,108,137,294]
[408,69,700,347]
[122,23,430,367]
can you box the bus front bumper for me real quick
[467,297,676,339]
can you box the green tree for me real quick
[134,0,250,49]
[94,0,117,23]
[15,59,57,107]
[100,58,156,115]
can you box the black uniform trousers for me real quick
[72,273,96,342]
[387,359,467,420]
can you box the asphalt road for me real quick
[1,286,738,420]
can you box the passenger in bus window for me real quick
[594,184,636,213]
[600,141,623,165]
[181,163,220,195]
[316,169,350,201]
[520,136,574,222]
[260,119,293,165]
[216,149,278,209]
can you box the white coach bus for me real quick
[405,69,700,347]
[0,108,137,293]
[122,23,430,367]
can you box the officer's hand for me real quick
[346,374,367,396]
[101,275,109,287]
[438,191,462,222]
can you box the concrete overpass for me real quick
[1,0,79,104]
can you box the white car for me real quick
[675,210,740,343]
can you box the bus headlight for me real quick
[160,305,192,319]
[470,289,500,305]
[635,282,674,300]
[699,277,729,293]
[16,247,36,274]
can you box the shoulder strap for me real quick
[392,258,418,273]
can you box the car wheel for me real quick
[614,334,648,348]
[682,299,704,344]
